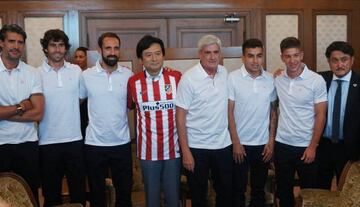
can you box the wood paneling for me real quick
[86,18,167,49]
[1,0,360,72]
[81,10,249,50]
[168,17,245,47]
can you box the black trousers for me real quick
[0,141,40,204]
[80,99,88,138]
[274,142,318,207]
[317,137,347,189]
[185,145,233,207]
[85,143,133,207]
[233,145,269,207]
[40,140,86,207]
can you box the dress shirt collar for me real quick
[332,70,352,82]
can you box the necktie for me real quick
[331,80,342,143]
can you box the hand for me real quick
[233,143,246,164]
[262,141,274,162]
[20,99,33,111]
[182,150,195,172]
[273,68,284,78]
[301,145,317,164]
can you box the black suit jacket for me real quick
[319,70,360,160]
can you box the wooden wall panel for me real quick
[168,17,245,48]
[1,0,360,72]
[86,18,167,49]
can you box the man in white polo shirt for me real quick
[228,38,277,207]
[38,29,85,207]
[80,32,133,207]
[274,37,327,207]
[176,34,232,207]
[0,24,44,202]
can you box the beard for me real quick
[102,55,118,67]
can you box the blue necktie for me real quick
[331,80,342,143]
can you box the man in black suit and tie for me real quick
[317,41,360,189]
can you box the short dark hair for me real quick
[75,46,89,54]
[242,38,263,55]
[325,41,354,58]
[40,29,71,55]
[136,35,165,59]
[98,32,121,48]
[280,37,301,53]
[0,24,27,42]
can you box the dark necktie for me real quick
[331,80,342,143]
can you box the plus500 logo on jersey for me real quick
[140,100,175,111]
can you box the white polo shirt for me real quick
[38,60,82,145]
[0,57,42,144]
[228,65,277,146]
[275,65,327,147]
[175,63,231,149]
[80,60,133,146]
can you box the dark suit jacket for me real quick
[319,70,360,160]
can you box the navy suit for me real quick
[317,70,360,189]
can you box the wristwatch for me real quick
[16,104,24,116]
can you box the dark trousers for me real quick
[233,145,269,207]
[274,142,318,207]
[317,137,347,189]
[85,143,132,207]
[80,99,88,138]
[40,140,86,207]
[0,141,40,204]
[185,145,232,207]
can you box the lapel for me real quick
[344,72,360,121]
[321,71,333,91]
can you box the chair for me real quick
[0,172,84,207]
[53,204,83,207]
[301,160,360,207]
[0,172,38,207]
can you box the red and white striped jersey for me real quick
[127,68,181,160]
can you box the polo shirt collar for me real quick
[0,56,23,72]
[42,59,70,72]
[284,63,310,80]
[145,67,163,81]
[95,60,123,73]
[240,64,265,79]
[197,62,219,80]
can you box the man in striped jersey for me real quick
[127,35,182,207]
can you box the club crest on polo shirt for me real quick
[165,84,172,94]
[140,100,174,111]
